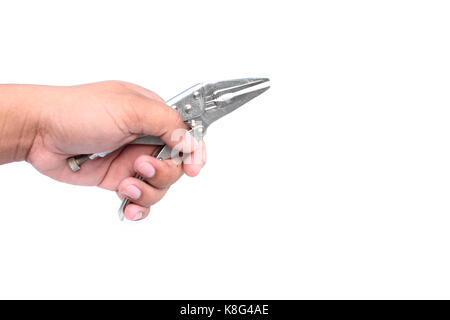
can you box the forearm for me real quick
[0,85,41,164]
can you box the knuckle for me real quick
[102,80,130,92]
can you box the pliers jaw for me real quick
[166,78,270,140]
[201,78,270,128]
[171,78,271,134]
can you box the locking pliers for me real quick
[67,78,270,220]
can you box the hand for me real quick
[0,81,206,220]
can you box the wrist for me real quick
[0,84,43,164]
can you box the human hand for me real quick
[0,81,206,220]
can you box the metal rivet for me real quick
[184,104,192,113]
[193,91,200,99]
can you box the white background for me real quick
[0,0,450,299]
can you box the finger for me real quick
[126,97,199,152]
[183,139,207,177]
[118,177,168,208]
[98,144,159,190]
[123,203,150,221]
[134,154,184,189]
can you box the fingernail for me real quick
[132,211,143,221]
[123,185,141,200]
[137,162,155,178]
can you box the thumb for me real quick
[126,96,197,151]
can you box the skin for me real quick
[0,81,206,221]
